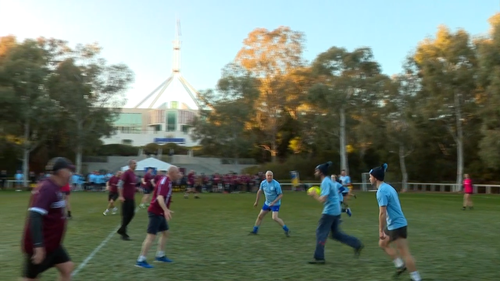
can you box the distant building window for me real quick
[166,111,177,132]
[171,101,178,109]
[122,139,133,145]
[181,125,190,133]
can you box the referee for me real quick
[117,160,137,240]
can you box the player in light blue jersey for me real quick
[250,171,290,237]
[370,163,422,281]
[332,175,352,217]
[308,161,363,264]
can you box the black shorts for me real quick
[108,192,118,202]
[195,185,202,192]
[147,212,169,235]
[143,187,153,194]
[23,245,71,279]
[384,226,408,242]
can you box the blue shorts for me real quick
[262,203,280,212]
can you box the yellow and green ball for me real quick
[307,186,320,195]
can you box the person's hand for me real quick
[164,210,173,221]
[118,196,125,202]
[253,202,258,207]
[32,247,45,264]
[379,230,386,240]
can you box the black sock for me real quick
[68,211,72,216]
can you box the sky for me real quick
[1,0,499,108]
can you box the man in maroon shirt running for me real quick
[135,165,181,268]
[103,170,122,216]
[22,157,75,280]
[117,160,137,240]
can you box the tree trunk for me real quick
[455,92,464,192]
[271,141,277,163]
[399,143,408,192]
[75,121,83,175]
[339,106,349,174]
[233,132,239,165]
[22,120,30,189]
[75,144,83,175]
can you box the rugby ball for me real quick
[307,186,320,195]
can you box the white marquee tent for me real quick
[121,157,171,172]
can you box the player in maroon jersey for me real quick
[103,171,122,216]
[135,165,181,268]
[22,157,75,280]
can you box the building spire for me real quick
[172,19,181,73]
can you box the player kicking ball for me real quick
[370,163,422,281]
[249,170,290,237]
[135,165,181,268]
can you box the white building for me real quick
[101,20,202,147]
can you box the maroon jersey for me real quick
[148,176,172,215]
[108,176,119,193]
[121,169,137,200]
[187,173,195,185]
[23,178,67,255]
[143,172,153,189]
[153,174,163,187]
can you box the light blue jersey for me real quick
[320,177,341,216]
[260,179,283,206]
[339,175,351,186]
[376,182,408,230]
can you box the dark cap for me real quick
[46,157,75,173]
[315,161,333,176]
[369,163,388,181]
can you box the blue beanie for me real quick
[370,163,388,181]
[315,161,332,176]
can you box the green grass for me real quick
[1,191,499,281]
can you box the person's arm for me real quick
[254,182,263,205]
[30,211,44,247]
[376,189,388,237]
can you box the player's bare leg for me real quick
[140,192,150,208]
[250,210,269,234]
[104,199,118,215]
[54,261,74,281]
[379,236,406,276]
[155,230,172,262]
[394,238,421,281]
[272,211,291,237]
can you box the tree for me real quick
[0,39,60,186]
[382,66,419,191]
[308,47,385,175]
[191,64,259,162]
[413,26,478,191]
[235,26,305,162]
[476,13,500,169]
[47,43,134,174]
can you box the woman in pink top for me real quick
[462,174,474,210]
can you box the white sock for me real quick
[393,258,404,268]
[410,271,421,281]
[137,255,146,262]
[156,251,165,257]
[104,209,109,213]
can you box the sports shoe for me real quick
[346,208,352,217]
[155,256,173,263]
[135,260,153,268]
[285,230,291,237]
[308,259,326,264]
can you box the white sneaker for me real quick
[103,210,108,216]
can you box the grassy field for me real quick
[0,190,499,281]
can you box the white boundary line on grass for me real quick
[71,207,139,277]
